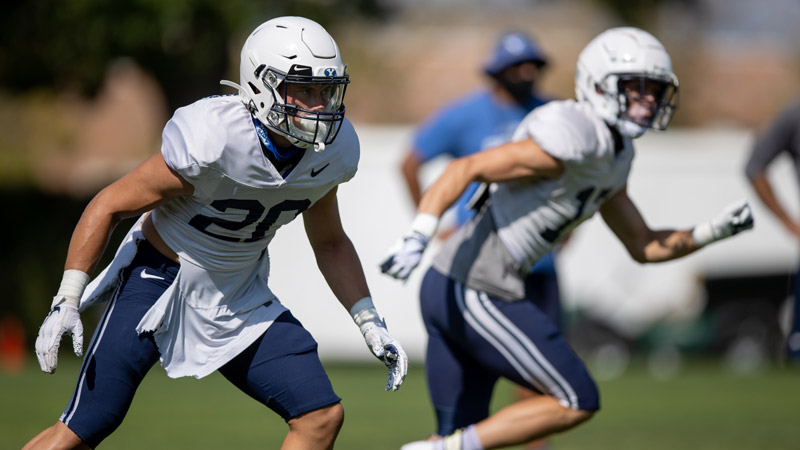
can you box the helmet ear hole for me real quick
[248,82,261,95]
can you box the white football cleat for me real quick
[400,429,462,450]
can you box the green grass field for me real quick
[3,357,798,449]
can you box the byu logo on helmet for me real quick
[324,67,337,77]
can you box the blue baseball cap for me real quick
[483,31,548,76]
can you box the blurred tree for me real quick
[590,0,699,27]
[0,0,394,113]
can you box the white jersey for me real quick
[494,99,633,268]
[80,95,359,378]
[433,100,633,300]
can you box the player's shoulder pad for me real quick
[161,96,246,171]
[515,100,606,163]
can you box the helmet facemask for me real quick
[615,75,678,133]
[258,65,349,151]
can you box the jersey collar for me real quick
[252,116,302,162]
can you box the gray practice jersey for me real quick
[745,99,800,184]
[434,100,634,301]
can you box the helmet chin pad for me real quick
[289,116,332,145]
[266,100,344,151]
[616,120,647,138]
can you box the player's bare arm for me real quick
[305,186,409,391]
[599,185,697,263]
[64,153,193,274]
[418,138,564,218]
[382,139,564,281]
[303,186,370,311]
[600,185,754,264]
[34,153,193,375]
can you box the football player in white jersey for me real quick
[24,16,407,450]
[381,27,754,450]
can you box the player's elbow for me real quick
[622,239,650,264]
[621,232,657,264]
[628,248,648,264]
[447,156,481,183]
[85,188,126,228]
[628,241,675,264]
[569,408,596,428]
[546,404,596,435]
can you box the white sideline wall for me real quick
[268,125,799,363]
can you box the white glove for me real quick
[380,232,429,281]
[35,269,90,373]
[350,298,408,391]
[692,199,754,247]
[380,213,438,282]
[36,295,84,373]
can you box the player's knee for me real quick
[546,401,596,432]
[320,402,345,432]
[564,407,595,428]
[22,421,88,450]
[290,402,344,438]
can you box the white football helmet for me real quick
[221,16,349,151]
[575,27,679,138]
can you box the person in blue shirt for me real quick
[398,30,559,450]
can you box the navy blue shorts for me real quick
[420,267,599,436]
[524,271,562,330]
[60,240,340,448]
[527,251,562,328]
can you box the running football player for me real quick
[382,27,753,450]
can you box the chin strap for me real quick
[616,120,647,138]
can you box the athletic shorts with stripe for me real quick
[59,239,341,448]
[420,267,599,436]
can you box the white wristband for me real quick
[410,213,439,239]
[52,269,90,308]
[350,297,381,328]
[691,223,716,248]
